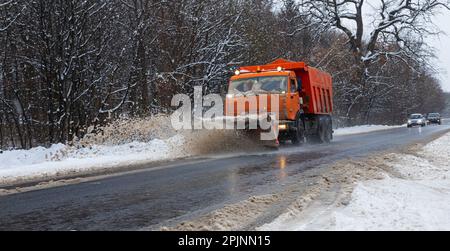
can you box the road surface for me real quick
[0,123,449,230]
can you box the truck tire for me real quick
[308,127,324,144]
[319,120,332,143]
[318,122,326,143]
[308,116,332,144]
[307,118,323,144]
[323,120,333,143]
[291,116,304,145]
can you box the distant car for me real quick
[426,113,442,125]
[407,114,427,128]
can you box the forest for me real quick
[0,0,448,149]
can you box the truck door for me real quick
[286,77,300,120]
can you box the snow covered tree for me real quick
[0,0,447,149]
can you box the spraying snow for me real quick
[0,115,264,185]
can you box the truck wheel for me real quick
[291,117,304,145]
[318,123,326,144]
[291,133,300,145]
[309,116,332,144]
[308,123,325,144]
[318,116,333,144]
[323,122,332,143]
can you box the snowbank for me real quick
[330,178,450,230]
[262,132,450,231]
[0,135,186,185]
[334,124,403,136]
[335,133,450,231]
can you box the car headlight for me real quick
[418,119,423,123]
[408,120,412,124]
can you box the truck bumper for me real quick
[223,114,280,130]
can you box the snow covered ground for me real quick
[0,124,402,185]
[0,136,186,185]
[334,124,404,136]
[262,132,450,231]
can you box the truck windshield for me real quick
[229,76,287,95]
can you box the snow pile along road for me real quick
[0,135,186,185]
[334,124,404,136]
[262,132,450,231]
[331,135,450,231]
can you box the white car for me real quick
[407,114,427,128]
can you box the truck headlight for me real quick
[278,124,287,130]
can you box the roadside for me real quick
[156,130,450,231]
[260,131,450,230]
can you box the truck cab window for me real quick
[230,76,287,95]
[290,79,297,93]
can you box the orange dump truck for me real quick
[225,59,333,144]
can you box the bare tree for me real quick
[304,0,449,123]
[0,0,22,32]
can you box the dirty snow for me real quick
[262,132,450,231]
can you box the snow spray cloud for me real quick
[171,86,280,141]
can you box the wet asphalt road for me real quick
[0,123,449,230]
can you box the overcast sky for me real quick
[430,13,450,92]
